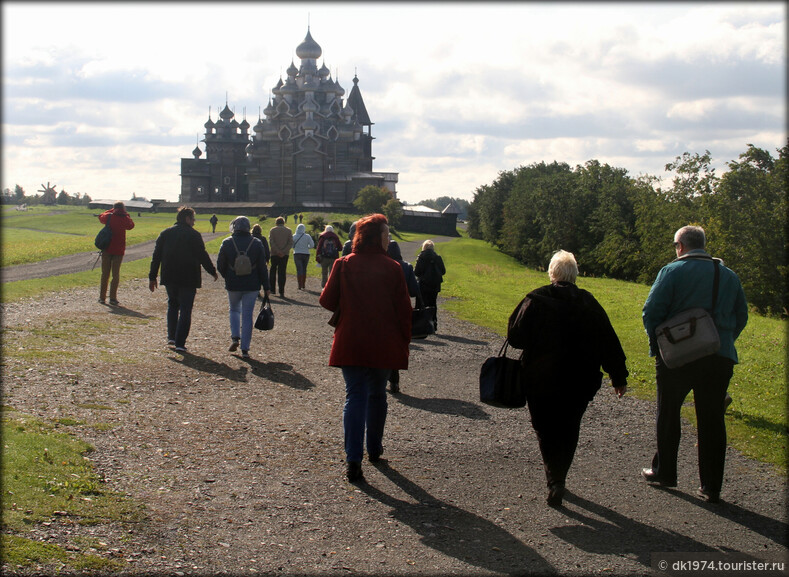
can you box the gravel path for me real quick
[1,241,787,575]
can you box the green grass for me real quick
[435,236,787,471]
[1,408,142,571]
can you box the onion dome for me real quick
[264,99,275,117]
[204,118,215,130]
[239,118,250,131]
[230,119,239,129]
[192,146,202,158]
[219,104,234,120]
[287,61,298,77]
[300,118,319,132]
[302,97,319,113]
[296,29,322,60]
[318,62,330,79]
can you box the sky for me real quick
[2,2,786,205]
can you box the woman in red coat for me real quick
[319,214,412,482]
[98,201,135,305]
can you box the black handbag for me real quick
[411,307,436,339]
[254,296,274,331]
[479,339,526,408]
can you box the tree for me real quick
[57,189,70,204]
[382,198,404,229]
[14,185,25,202]
[353,185,392,215]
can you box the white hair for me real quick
[548,250,578,284]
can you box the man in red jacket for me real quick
[98,201,135,305]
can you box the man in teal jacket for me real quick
[641,225,748,503]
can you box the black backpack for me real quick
[94,214,112,250]
[321,237,339,259]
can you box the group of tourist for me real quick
[98,205,748,508]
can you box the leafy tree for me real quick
[382,198,404,229]
[353,185,392,215]
[14,185,25,202]
[57,189,71,204]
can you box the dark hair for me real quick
[113,201,126,212]
[276,216,285,225]
[176,206,195,224]
[251,223,263,237]
[352,214,388,253]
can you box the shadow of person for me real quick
[392,391,491,420]
[433,333,490,346]
[168,352,247,382]
[359,461,554,574]
[669,488,789,547]
[553,491,717,570]
[241,357,315,390]
[107,306,154,319]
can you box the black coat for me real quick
[149,223,216,288]
[507,282,628,399]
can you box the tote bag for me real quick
[254,296,275,330]
[479,339,526,408]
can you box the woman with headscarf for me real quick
[507,250,628,507]
[319,214,412,482]
[217,216,270,358]
[292,222,315,290]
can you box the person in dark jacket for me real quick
[316,224,343,288]
[414,240,446,331]
[507,250,628,507]
[149,206,218,353]
[251,223,271,300]
[386,240,422,394]
[98,201,135,306]
[341,221,357,257]
[217,216,271,358]
[319,214,412,483]
[209,214,218,233]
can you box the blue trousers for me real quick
[341,366,390,463]
[227,290,258,351]
[165,285,196,348]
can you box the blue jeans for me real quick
[342,366,390,463]
[294,253,310,276]
[227,290,259,351]
[165,285,196,348]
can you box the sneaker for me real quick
[167,339,175,346]
[109,299,120,306]
[241,350,250,358]
[98,298,106,304]
[369,448,384,463]
[697,487,721,504]
[229,338,240,352]
[175,346,187,353]
[346,461,364,482]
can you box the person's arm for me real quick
[196,232,218,279]
[506,296,531,349]
[642,268,672,353]
[148,232,164,291]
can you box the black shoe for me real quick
[697,487,720,503]
[389,382,400,394]
[346,461,364,482]
[229,338,240,352]
[547,483,565,508]
[368,449,384,463]
[641,468,677,487]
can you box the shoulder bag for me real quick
[655,258,720,368]
[255,295,275,330]
[479,339,526,408]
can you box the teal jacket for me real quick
[642,250,748,363]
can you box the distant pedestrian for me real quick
[293,213,298,224]
[507,250,628,507]
[98,201,135,306]
[641,225,748,504]
[292,223,315,290]
[342,221,357,256]
[210,214,218,233]
[217,216,270,359]
[251,223,271,300]
[149,206,218,353]
[386,240,422,394]
[268,217,293,297]
[316,224,342,289]
[320,214,412,483]
[414,239,446,331]
[299,213,303,223]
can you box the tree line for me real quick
[467,143,787,316]
[1,185,93,206]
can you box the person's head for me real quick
[548,249,578,284]
[176,206,195,226]
[276,216,285,226]
[674,225,706,254]
[230,216,251,233]
[348,221,357,241]
[251,223,262,236]
[422,240,435,252]
[352,213,389,253]
[324,224,334,233]
[387,240,403,261]
[295,223,306,233]
[113,201,126,213]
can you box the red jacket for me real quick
[98,209,135,255]
[319,247,412,369]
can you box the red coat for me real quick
[98,209,135,255]
[319,247,412,369]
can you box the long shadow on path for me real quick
[392,391,490,420]
[360,461,555,575]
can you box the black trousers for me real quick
[526,392,589,488]
[651,355,734,493]
[269,255,289,293]
[420,286,439,326]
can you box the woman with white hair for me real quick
[316,224,342,288]
[507,249,628,507]
[217,216,270,358]
[414,239,446,331]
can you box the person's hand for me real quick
[614,384,627,398]
[212,272,219,281]
[149,279,157,292]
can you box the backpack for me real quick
[230,237,254,276]
[94,214,112,250]
[321,237,339,259]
